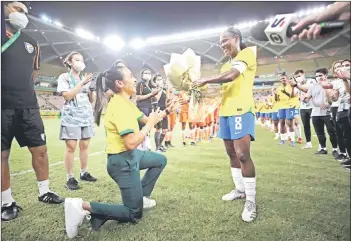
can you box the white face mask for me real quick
[143,74,151,81]
[295,76,303,83]
[72,62,86,72]
[156,80,164,88]
[8,11,28,30]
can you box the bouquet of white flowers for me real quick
[164,48,222,122]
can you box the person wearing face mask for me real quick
[63,66,176,239]
[292,68,338,156]
[1,1,64,221]
[294,70,316,149]
[326,60,351,169]
[136,68,160,150]
[152,74,169,152]
[57,52,97,190]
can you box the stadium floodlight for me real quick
[75,28,95,41]
[145,26,226,44]
[41,15,52,23]
[316,6,327,13]
[54,21,63,27]
[103,35,125,51]
[129,38,146,49]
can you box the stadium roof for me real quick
[24,10,350,74]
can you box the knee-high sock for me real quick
[160,133,166,146]
[154,131,161,149]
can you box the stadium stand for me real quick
[26,9,349,115]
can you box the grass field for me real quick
[2,118,350,241]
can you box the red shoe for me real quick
[297,138,303,144]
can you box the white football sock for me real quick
[243,177,256,203]
[231,168,245,192]
[38,180,50,197]
[80,168,87,176]
[67,173,74,181]
[289,131,296,142]
[1,188,15,206]
[296,124,302,139]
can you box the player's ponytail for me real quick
[93,66,126,126]
[239,42,247,50]
[94,72,106,126]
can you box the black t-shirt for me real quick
[136,79,152,108]
[158,90,167,110]
[1,31,40,109]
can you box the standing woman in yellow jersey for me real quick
[63,66,175,239]
[270,88,281,140]
[276,73,296,146]
[193,27,257,222]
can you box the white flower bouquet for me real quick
[164,48,222,122]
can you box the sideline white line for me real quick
[10,151,104,177]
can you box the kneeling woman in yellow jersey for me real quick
[193,27,257,222]
[64,66,175,239]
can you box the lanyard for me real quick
[69,72,82,88]
[1,31,20,53]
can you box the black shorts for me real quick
[1,108,46,151]
[155,116,169,130]
[138,107,152,130]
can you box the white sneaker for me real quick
[274,134,280,140]
[301,142,313,149]
[143,197,156,209]
[222,189,246,201]
[65,198,90,239]
[242,200,257,222]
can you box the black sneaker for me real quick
[66,177,80,190]
[190,142,196,146]
[341,158,351,167]
[315,149,328,155]
[183,142,187,147]
[156,147,166,153]
[168,142,175,148]
[80,172,97,182]
[335,153,348,161]
[38,192,64,204]
[332,150,339,158]
[1,202,22,221]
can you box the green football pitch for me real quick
[2,119,350,241]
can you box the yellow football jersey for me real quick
[219,47,257,116]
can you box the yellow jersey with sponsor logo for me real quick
[277,84,294,109]
[219,47,257,116]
